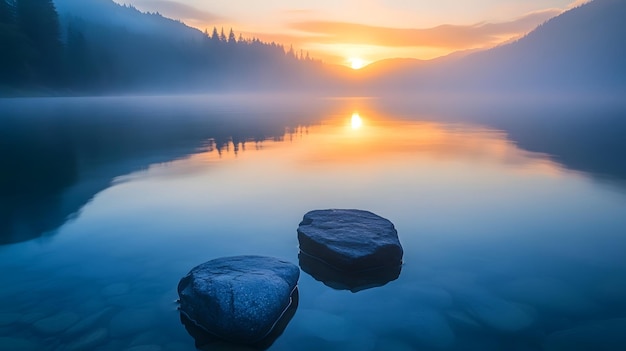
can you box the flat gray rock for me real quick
[297,209,403,272]
[177,256,299,345]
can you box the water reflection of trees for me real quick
[0,97,326,245]
[3,96,624,245]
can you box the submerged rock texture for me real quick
[297,209,403,272]
[177,256,299,344]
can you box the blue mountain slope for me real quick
[374,0,626,94]
[53,0,203,42]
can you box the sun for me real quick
[351,112,363,129]
[349,58,365,70]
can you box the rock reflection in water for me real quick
[299,252,401,293]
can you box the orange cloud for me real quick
[289,8,562,50]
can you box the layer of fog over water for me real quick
[1,95,625,351]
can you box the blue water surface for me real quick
[1,95,625,351]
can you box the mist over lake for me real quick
[1,95,625,351]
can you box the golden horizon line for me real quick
[125,0,577,67]
[182,16,559,67]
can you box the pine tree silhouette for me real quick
[16,0,63,83]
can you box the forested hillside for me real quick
[0,0,322,94]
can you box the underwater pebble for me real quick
[79,298,109,312]
[94,339,128,351]
[292,309,356,342]
[105,293,153,309]
[405,284,454,308]
[33,311,80,334]
[102,283,131,296]
[446,310,482,330]
[0,313,21,326]
[64,328,109,351]
[129,331,165,347]
[0,337,42,351]
[163,342,192,351]
[310,286,454,349]
[543,318,626,351]
[109,308,158,338]
[431,270,477,291]
[124,345,162,351]
[457,288,535,332]
[374,338,414,351]
[184,341,257,351]
[19,312,48,325]
[594,278,626,306]
[500,278,595,315]
[400,307,456,349]
[65,308,113,336]
[290,309,375,351]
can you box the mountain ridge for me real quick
[362,0,626,94]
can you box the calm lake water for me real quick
[1,95,625,351]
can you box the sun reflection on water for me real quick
[131,101,566,181]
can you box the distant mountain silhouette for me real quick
[368,0,626,95]
[320,52,478,94]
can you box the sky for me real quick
[117,0,589,67]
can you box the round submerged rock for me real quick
[297,209,403,272]
[177,256,300,345]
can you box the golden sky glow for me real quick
[120,0,588,67]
